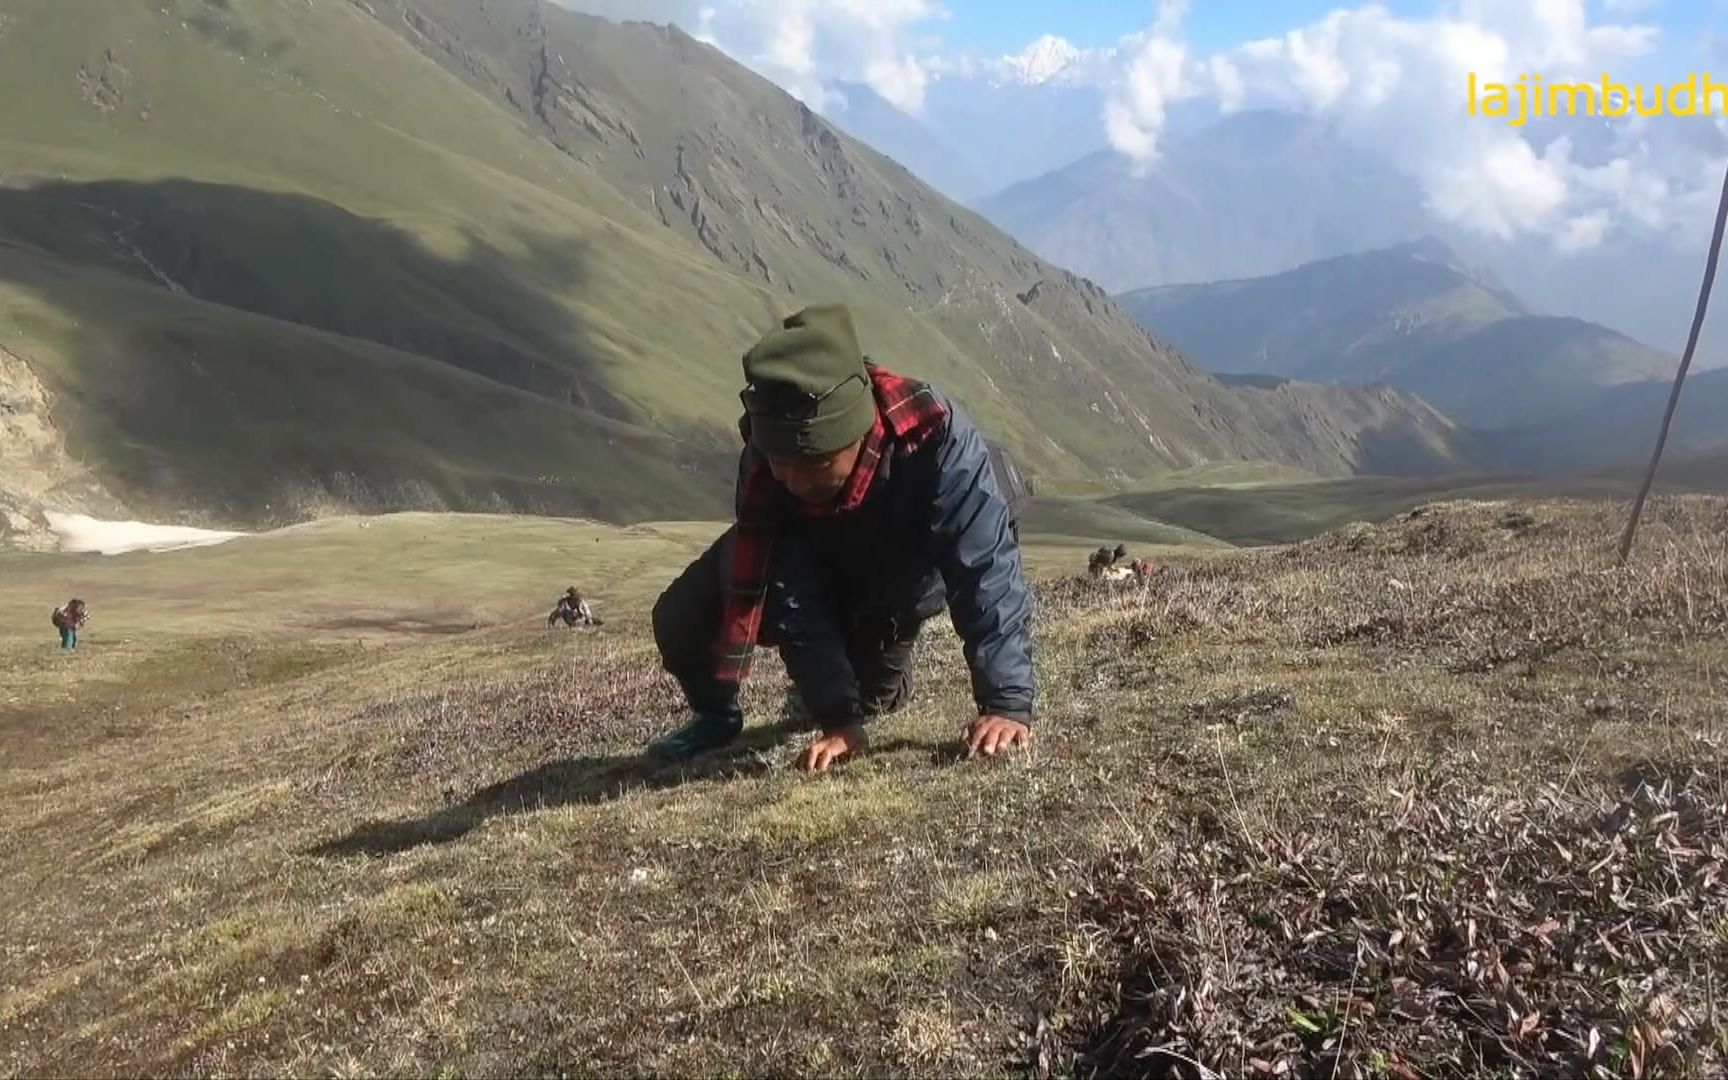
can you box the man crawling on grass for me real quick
[647,303,1036,773]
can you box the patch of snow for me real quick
[44,512,246,556]
[999,35,1083,86]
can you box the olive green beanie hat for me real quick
[739,304,876,457]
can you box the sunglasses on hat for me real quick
[739,372,865,421]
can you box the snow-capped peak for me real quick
[1000,35,1083,86]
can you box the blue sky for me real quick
[559,1,1719,81]
[924,0,1722,70]
[933,0,1435,55]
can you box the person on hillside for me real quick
[1087,544,1130,577]
[52,599,88,650]
[549,587,601,628]
[646,303,1037,773]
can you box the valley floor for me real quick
[2,498,1726,1077]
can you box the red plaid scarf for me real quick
[715,363,948,685]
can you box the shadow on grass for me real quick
[317,614,483,636]
[868,737,971,766]
[311,717,806,858]
[0,176,738,523]
[311,712,974,858]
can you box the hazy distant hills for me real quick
[1119,238,1675,430]
[1118,238,1726,471]
[975,111,1437,294]
[959,102,1722,365]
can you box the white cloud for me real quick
[1557,208,1612,250]
[1100,0,1714,251]
[1099,0,1194,164]
[1105,37,1191,165]
[1428,137,1573,237]
[555,0,943,112]
[558,0,1718,255]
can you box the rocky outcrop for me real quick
[0,346,127,550]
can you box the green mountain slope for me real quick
[1119,240,1523,381]
[1119,240,1676,431]
[1394,315,1680,430]
[1065,445,1728,547]
[0,0,1475,532]
[1485,366,1728,472]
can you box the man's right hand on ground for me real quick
[966,714,1032,759]
[799,726,866,773]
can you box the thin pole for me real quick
[1617,155,1728,565]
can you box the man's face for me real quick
[765,439,864,507]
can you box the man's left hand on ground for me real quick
[799,725,866,773]
[966,714,1032,759]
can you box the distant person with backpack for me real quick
[52,599,88,649]
[645,303,1037,772]
[548,587,601,628]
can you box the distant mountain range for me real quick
[820,78,1115,205]
[0,0,1477,539]
[1117,239,1727,469]
[1118,238,1675,430]
[942,106,1723,363]
[974,111,1438,295]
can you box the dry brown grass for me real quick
[1050,765,1728,1079]
[1033,496,1728,1079]
[2,496,1725,1077]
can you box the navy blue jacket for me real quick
[739,391,1037,726]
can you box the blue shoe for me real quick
[647,711,744,762]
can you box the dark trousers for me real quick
[652,527,924,728]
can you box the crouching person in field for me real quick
[52,598,88,650]
[549,587,602,628]
[647,304,1037,773]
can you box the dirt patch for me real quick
[1185,684,1296,725]
[316,613,484,637]
[76,48,131,115]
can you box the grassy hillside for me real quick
[1091,454,1728,546]
[4,496,1726,1075]
[1487,368,1728,473]
[0,0,1475,533]
[1017,495,1233,552]
[0,239,731,526]
[1118,240,1676,431]
[1395,315,1679,430]
[1118,239,1522,381]
[366,0,1479,480]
